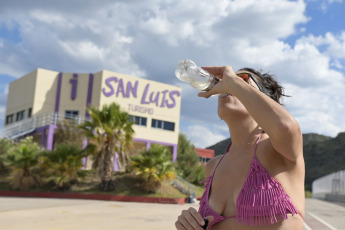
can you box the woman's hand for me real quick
[175,207,213,230]
[198,66,238,98]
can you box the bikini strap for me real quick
[212,134,262,177]
[211,154,226,177]
[225,141,232,153]
[209,141,231,177]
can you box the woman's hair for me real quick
[238,67,288,104]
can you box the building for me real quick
[195,148,214,164]
[3,68,182,170]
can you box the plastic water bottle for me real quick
[175,59,227,97]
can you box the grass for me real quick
[0,170,204,199]
[305,190,313,198]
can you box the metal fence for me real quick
[171,175,197,197]
[1,112,89,139]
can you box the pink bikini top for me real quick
[198,133,299,228]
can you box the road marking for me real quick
[308,212,338,230]
[303,222,312,230]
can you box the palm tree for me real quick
[4,137,42,190]
[130,144,175,193]
[40,144,88,190]
[80,103,135,191]
[0,138,14,174]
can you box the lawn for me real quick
[0,170,205,199]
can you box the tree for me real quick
[4,137,42,190]
[54,119,85,149]
[130,144,175,193]
[80,103,135,191]
[0,138,14,174]
[176,133,205,185]
[40,144,88,190]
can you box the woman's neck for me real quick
[225,115,263,148]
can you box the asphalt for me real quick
[1,197,345,230]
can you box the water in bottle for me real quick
[175,59,228,97]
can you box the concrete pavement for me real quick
[1,197,345,230]
[0,197,198,230]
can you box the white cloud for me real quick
[298,32,345,59]
[284,82,345,137]
[182,124,227,148]
[30,10,68,25]
[0,85,9,95]
[138,0,308,47]
[0,85,8,130]
[227,30,345,137]
[1,0,345,145]
[0,2,146,78]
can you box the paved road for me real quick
[0,197,344,230]
[303,199,345,230]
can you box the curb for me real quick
[0,190,185,204]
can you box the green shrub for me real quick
[41,144,88,190]
[130,144,175,193]
[4,137,42,190]
[0,138,14,174]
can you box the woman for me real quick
[175,66,305,230]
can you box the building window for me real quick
[151,119,175,131]
[65,110,79,120]
[130,115,147,126]
[16,110,25,121]
[199,157,211,163]
[28,108,32,118]
[6,114,14,125]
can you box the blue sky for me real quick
[1,0,345,148]
[304,1,345,35]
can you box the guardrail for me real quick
[171,175,197,198]
[1,112,89,139]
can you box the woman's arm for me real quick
[199,66,303,162]
[232,77,302,162]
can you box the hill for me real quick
[207,138,231,157]
[206,132,345,191]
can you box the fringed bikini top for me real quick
[198,133,299,229]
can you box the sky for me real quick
[0,0,345,148]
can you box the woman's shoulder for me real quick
[205,155,223,178]
[261,132,303,165]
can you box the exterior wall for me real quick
[57,72,90,119]
[312,169,345,199]
[99,70,181,145]
[90,71,103,112]
[5,68,60,125]
[5,70,37,124]
[33,68,60,116]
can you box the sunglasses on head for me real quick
[236,72,264,92]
